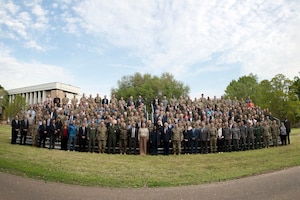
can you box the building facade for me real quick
[7,82,80,105]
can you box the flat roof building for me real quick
[7,82,80,105]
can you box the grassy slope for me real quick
[0,125,299,188]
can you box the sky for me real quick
[0,0,299,100]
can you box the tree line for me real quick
[224,73,300,126]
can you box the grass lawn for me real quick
[0,125,299,188]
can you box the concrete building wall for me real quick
[7,82,80,106]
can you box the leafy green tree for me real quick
[5,95,26,119]
[111,72,190,109]
[291,74,300,100]
[224,73,300,125]
[224,73,259,102]
[0,85,9,120]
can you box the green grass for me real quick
[0,125,299,188]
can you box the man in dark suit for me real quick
[161,122,172,155]
[20,115,29,145]
[79,123,88,152]
[284,118,291,144]
[128,122,139,154]
[39,120,48,148]
[48,119,58,149]
[102,95,109,106]
[11,115,20,144]
[199,122,210,154]
[190,122,200,154]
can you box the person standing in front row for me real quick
[128,122,138,155]
[20,115,29,145]
[61,122,69,150]
[68,120,77,151]
[284,118,291,144]
[88,121,97,153]
[150,125,160,155]
[108,120,118,154]
[209,122,217,153]
[161,122,172,155]
[11,115,20,144]
[119,122,128,155]
[199,122,210,154]
[190,122,199,154]
[279,122,287,146]
[270,120,279,147]
[96,121,107,154]
[79,122,88,152]
[138,122,149,156]
[39,120,48,148]
[171,123,183,155]
[48,119,57,149]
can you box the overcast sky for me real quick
[0,0,299,99]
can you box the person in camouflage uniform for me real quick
[119,122,128,154]
[262,121,271,148]
[209,122,217,153]
[88,121,97,153]
[270,120,279,147]
[171,123,183,155]
[96,121,107,154]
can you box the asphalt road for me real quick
[1,166,300,200]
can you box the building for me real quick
[7,82,80,105]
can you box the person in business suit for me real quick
[161,122,172,155]
[11,115,20,144]
[107,120,119,154]
[284,118,291,144]
[79,123,88,152]
[48,119,58,149]
[20,115,29,145]
[182,123,192,154]
[190,122,200,154]
[149,125,161,155]
[128,122,138,154]
[199,122,210,154]
[39,120,48,148]
[102,95,109,106]
[223,122,232,152]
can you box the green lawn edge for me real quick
[0,125,299,188]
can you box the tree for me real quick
[111,72,190,110]
[0,85,9,120]
[224,73,300,125]
[5,95,26,120]
[291,74,300,100]
[224,73,259,102]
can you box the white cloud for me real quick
[0,54,75,90]
[0,0,50,50]
[63,0,299,81]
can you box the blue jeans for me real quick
[68,136,76,151]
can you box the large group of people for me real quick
[10,92,291,155]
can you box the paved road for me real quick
[1,166,300,200]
